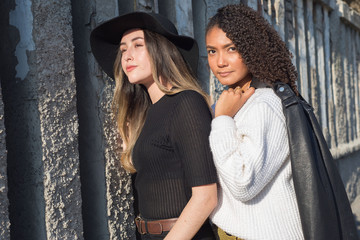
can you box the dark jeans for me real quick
[139,231,169,240]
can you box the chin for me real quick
[218,79,236,87]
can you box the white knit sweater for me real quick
[209,88,304,240]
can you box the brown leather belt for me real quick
[135,216,178,235]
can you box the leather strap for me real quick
[135,216,178,235]
[249,77,271,89]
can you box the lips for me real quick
[126,65,136,72]
[218,71,232,77]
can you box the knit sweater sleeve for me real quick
[209,93,289,202]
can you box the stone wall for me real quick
[0,80,10,240]
[1,0,83,239]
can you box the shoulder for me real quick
[237,88,284,121]
[253,88,280,102]
[250,88,282,110]
[170,90,212,119]
[172,90,206,101]
[170,90,209,107]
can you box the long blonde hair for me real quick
[113,29,209,173]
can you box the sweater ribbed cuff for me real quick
[211,115,236,130]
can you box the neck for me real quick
[143,76,173,104]
[230,74,253,91]
[240,80,252,92]
[145,81,165,104]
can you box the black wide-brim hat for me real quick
[90,11,199,80]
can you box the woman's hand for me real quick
[215,87,255,118]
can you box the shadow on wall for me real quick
[0,1,47,239]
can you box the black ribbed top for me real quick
[133,90,217,220]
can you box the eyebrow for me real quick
[120,36,144,46]
[206,43,235,49]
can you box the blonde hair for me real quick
[113,29,209,173]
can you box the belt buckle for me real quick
[135,216,146,235]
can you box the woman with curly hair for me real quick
[206,4,358,240]
[205,4,302,240]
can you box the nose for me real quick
[123,48,134,61]
[217,52,228,67]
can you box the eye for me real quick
[207,49,216,55]
[133,39,145,48]
[228,46,237,52]
[120,48,127,53]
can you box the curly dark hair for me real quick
[206,4,299,95]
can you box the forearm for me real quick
[210,116,257,200]
[164,183,217,240]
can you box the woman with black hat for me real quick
[91,12,217,240]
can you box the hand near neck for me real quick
[215,86,255,118]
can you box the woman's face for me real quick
[120,29,153,87]
[206,26,252,88]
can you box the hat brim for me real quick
[90,12,198,79]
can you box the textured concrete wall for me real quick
[1,0,85,239]
[330,2,360,231]
[1,0,47,239]
[71,0,148,239]
[71,0,118,239]
[0,4,11,240]
[32,0,83,239]
[0,80,10,240]
[339,150,360,233]
[102,82,136,240]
